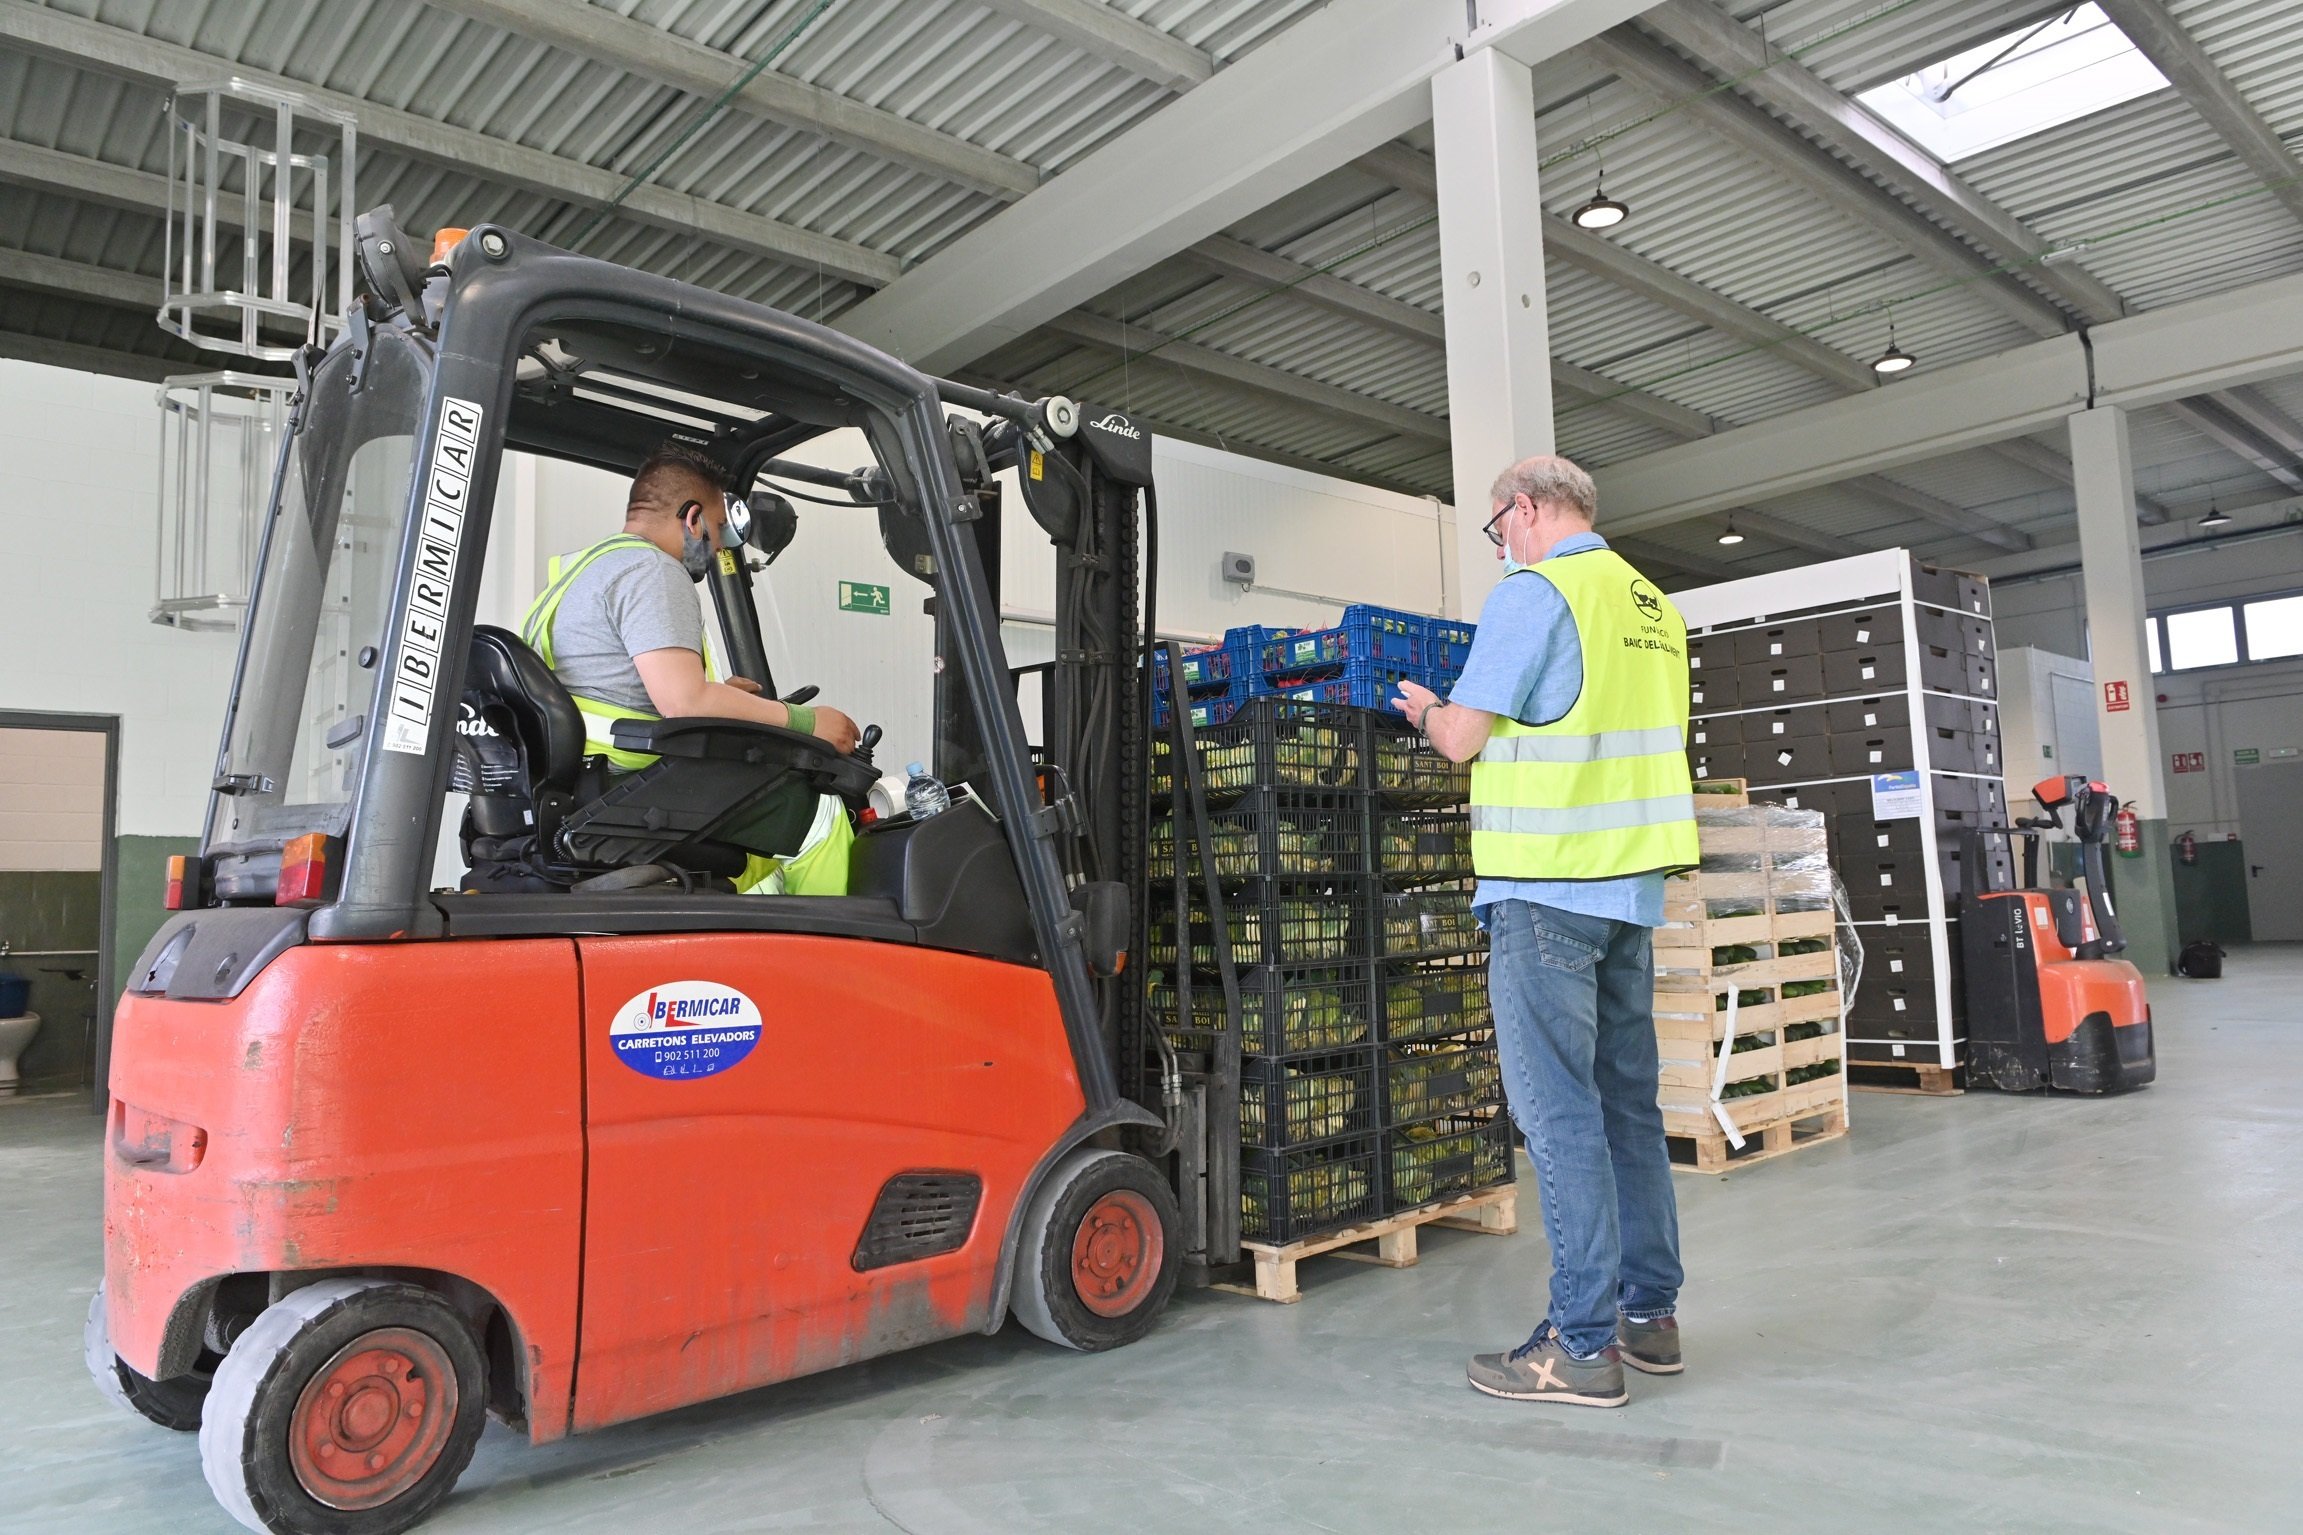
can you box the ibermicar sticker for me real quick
[610,981,763,1080]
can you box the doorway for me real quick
[2236,759,2303,942]
[0,713,120,1104]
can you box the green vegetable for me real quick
[1711,988,1772,1010]
[1711,944,1760,966]
[1782,979,1833,999]
[1783,1021,1827,1042]
[1719,1076,1775,1100]
[1387,1041,1502,1120]
[1786,1062,1839,1086]
[1729,1031,1775,1054]
[1243,1159,1370,1237]
[1243,1066,1361,1143]
[1389,1119,1511,1207]
[1777,937,1831,956]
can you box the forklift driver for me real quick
[520,442,863,892]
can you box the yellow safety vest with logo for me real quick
[1468,547,1700,881]
[519,535,851,895]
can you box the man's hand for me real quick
[725,675,763,695]
[1393,679,1441,728]
[810,704,862,756]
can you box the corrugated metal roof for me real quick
[4,0,2302,570]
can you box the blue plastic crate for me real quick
[1149,642,1238,698]
[1153,679,1252,730]
[1262,608,1426,683]
[1269,656,1421,712]
[1423,617,1476,675]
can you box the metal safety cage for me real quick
[161,79,358,360]
[152,371,299,629]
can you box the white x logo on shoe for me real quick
[1525,1355,1564,1390]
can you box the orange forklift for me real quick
[84,208,1185,1534]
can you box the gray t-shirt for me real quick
[542,542,704,713]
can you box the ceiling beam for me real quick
[1182,236,1444,344]
[838,0,1652,370]
[2203,384,2303,463]
[1986,429,2172,523]
[0,246,154,309]
[973,0,1213,92]
[1594,268,2303,529]
[1043,310,1451,444]
[1637,0,2129,324]
[1845,475,2032,553]
[1552,358,1714,438]
[1541,213,1877,392]
[422,0,1038,199]
[0,327,179,383]
[2095,0,2303,228]
[1723,507,1869,558]
[0,0,900,287]
[1611,534,1747,583]
[1581,27,2072,338]
[2165,395,2303,495]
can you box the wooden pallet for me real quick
[1850,1060,1963,1095]
[1224,1182,1518,1304]
[1667,1099,1849,1173]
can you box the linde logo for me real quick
[1088,412,1141,439]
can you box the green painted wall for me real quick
[0,868,103,1093]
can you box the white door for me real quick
[2236,760,2303,941]
[2048,672,2104,780]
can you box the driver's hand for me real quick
[811,705,862,755]
[725,676,763,695]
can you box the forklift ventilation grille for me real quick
[852,1173,984,1271]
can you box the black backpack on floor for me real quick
[2176,940,2225,979]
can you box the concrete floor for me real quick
[9,949,2301,1535]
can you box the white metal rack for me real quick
[1674,550,2002,1074]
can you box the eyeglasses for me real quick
[1483,502,1513,547]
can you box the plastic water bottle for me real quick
[904,762,951,821]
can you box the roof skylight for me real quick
[1856,4,2169,163]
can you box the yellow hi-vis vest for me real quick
[1468,547,1700,881]
[519,536,849,895]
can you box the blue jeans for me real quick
[1486,899,1682,1357]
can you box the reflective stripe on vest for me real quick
[1468,547,1700,882]
[518,535,671,772]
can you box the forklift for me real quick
[83,207,1206,1535]
[1960,774,2158,1094]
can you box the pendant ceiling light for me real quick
[1717,519,1746,546]
[2200,497,2231,529]
[1872,308,1914,375]
[1572,187,1630,230]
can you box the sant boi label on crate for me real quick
[610,980,764,1080]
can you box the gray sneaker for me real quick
[1617,1313,1683,1375]
[1467,1325,1627,1407]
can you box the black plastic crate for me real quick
[1147,885,1364,970]
[1149,698,1363,798]
[1240,1134,1385,1245]
[1382,1030,1503,1125]
[1151,789,1370,882]
[1146,963,1376,1055]
[1375,804,1471,887]
[1376,887,1485,961]
[1240,1047,1381,1148]
[1366,714,1470,804]
[1380,958,1491,1042]
[1385,1112,1514,1212]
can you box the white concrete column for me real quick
[2070,406,2165,816]
[1432,45,1554,615]
[2070,402,2180,973]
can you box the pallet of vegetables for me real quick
[1651,792,1851,1174]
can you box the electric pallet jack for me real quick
[1960,775,2157,1094]
[84,208,1193,1535]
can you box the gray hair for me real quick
[1489,454,1598,521]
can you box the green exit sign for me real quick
[2235,747,2260,765]
[838,580,890,615]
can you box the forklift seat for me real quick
[451,625,871,891]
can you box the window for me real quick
[2243,594,2303,661]
[2163,607,2238,671]
[2146,619,2161,674]
[1856,5,2169,163]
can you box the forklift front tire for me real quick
[84,1282,212,1431]
[200,1279,487,1535]
[1011,1148,1181,1352]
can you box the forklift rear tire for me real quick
[84,1282,212,1431]
[1011,1147,1181,1352]
[199,1279,487,1535]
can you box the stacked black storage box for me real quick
[1146,700,1508,1247]
[1678,554,2009,1074]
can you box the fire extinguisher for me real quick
[2178,830,2198,865]
[2115,805,2143,858]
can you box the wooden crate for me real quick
[1690,778,1749,807]
[1849,1060,1962,1095]
[1668,1100,1848,1174]
[1224,1182,1518,1304]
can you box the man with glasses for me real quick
[1393,454,1700,1409]
[521,442,862,891]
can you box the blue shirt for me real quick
[1448,531,1667,928]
